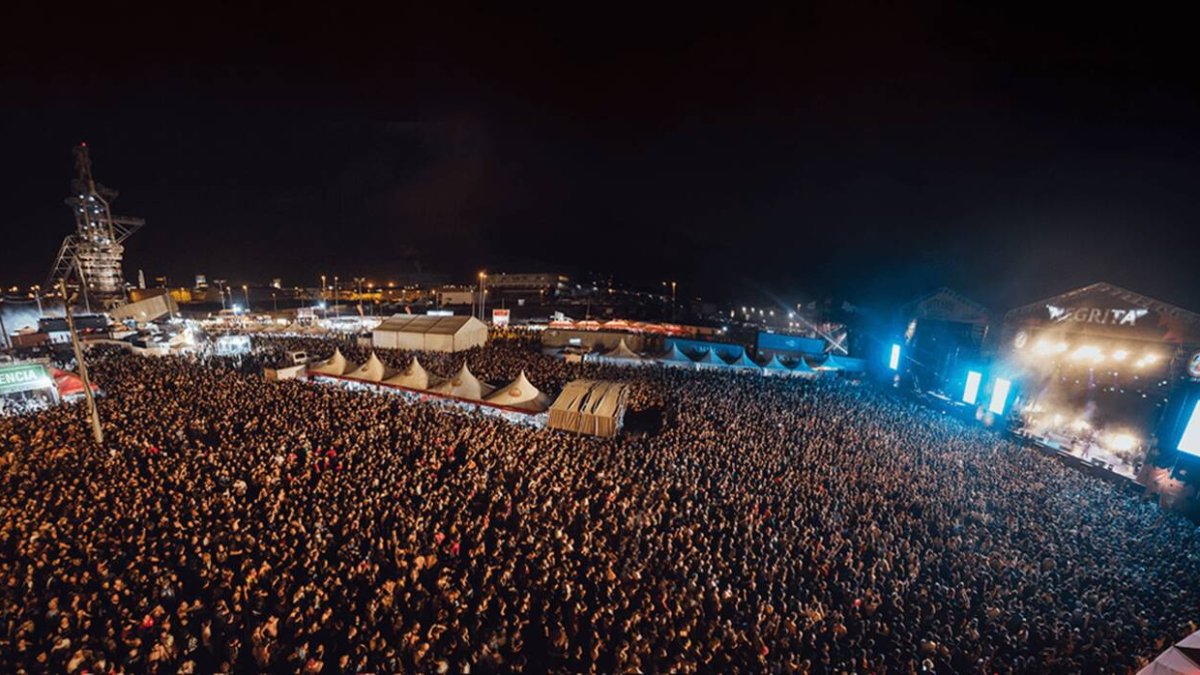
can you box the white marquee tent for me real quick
[372,315,488,353]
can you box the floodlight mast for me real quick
[48,144,144,310]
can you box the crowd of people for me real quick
[2,336,1199,673]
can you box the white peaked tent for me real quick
[310,348,351,376]
[343,352,386,381]
[659,344,696,368]
[383,357,430,390]
[697,348,728,368]
[599,338,645,363]
[485,370,551,411]
[430,363,494,400]
[762,354,792,376]
[1138,628,1200,675]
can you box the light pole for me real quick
[355,277,365,315]
[272,291,278,313]
[321,274,327,303]
[334,276,340,315]
[31,285,43,316]
[672,281,677,322]
[220,286,228,311]
[477,271,487,320]
[242,284,250,312]
[59,279,103,445]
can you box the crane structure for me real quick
[48,144,144,309]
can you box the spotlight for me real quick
[1112,349,1128,362]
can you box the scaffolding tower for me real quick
[48,144,144,309]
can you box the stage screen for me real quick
[889,344,901,370]
[963,371,982,405]
[1178,401,1200,457]
[989,378,1011,415]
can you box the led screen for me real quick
[988,378,1011,415]
[963,371,982,405]
[1178,401,1200,457]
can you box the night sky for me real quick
[3,3,1200,311]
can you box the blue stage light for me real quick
[963,371,982,405]
[1178,401,1200,457]
[988,378,1011,415]
[888,344,901,370]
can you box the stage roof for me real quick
[1005,282,1200,345]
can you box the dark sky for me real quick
[3,3,1200,311]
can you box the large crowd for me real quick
[2,336,1199,673]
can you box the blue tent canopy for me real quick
[697,349,729,367]
[728,351,759,368]
[659,344,696,367]
[790,357,818,374]
[763,354,792,374]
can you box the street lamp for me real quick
[334,276,340,314]
[320,274,327,301]
[31,285,43,316]
[242,284,250,312]
[477,271,487,319]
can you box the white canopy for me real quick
[430,363,494,400]
[344,352,386,382]
[1138,629,1200,675]
[603,338,643,360]
[310,348,351,376]
[383,356,431,390]
[485,370,551,411]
